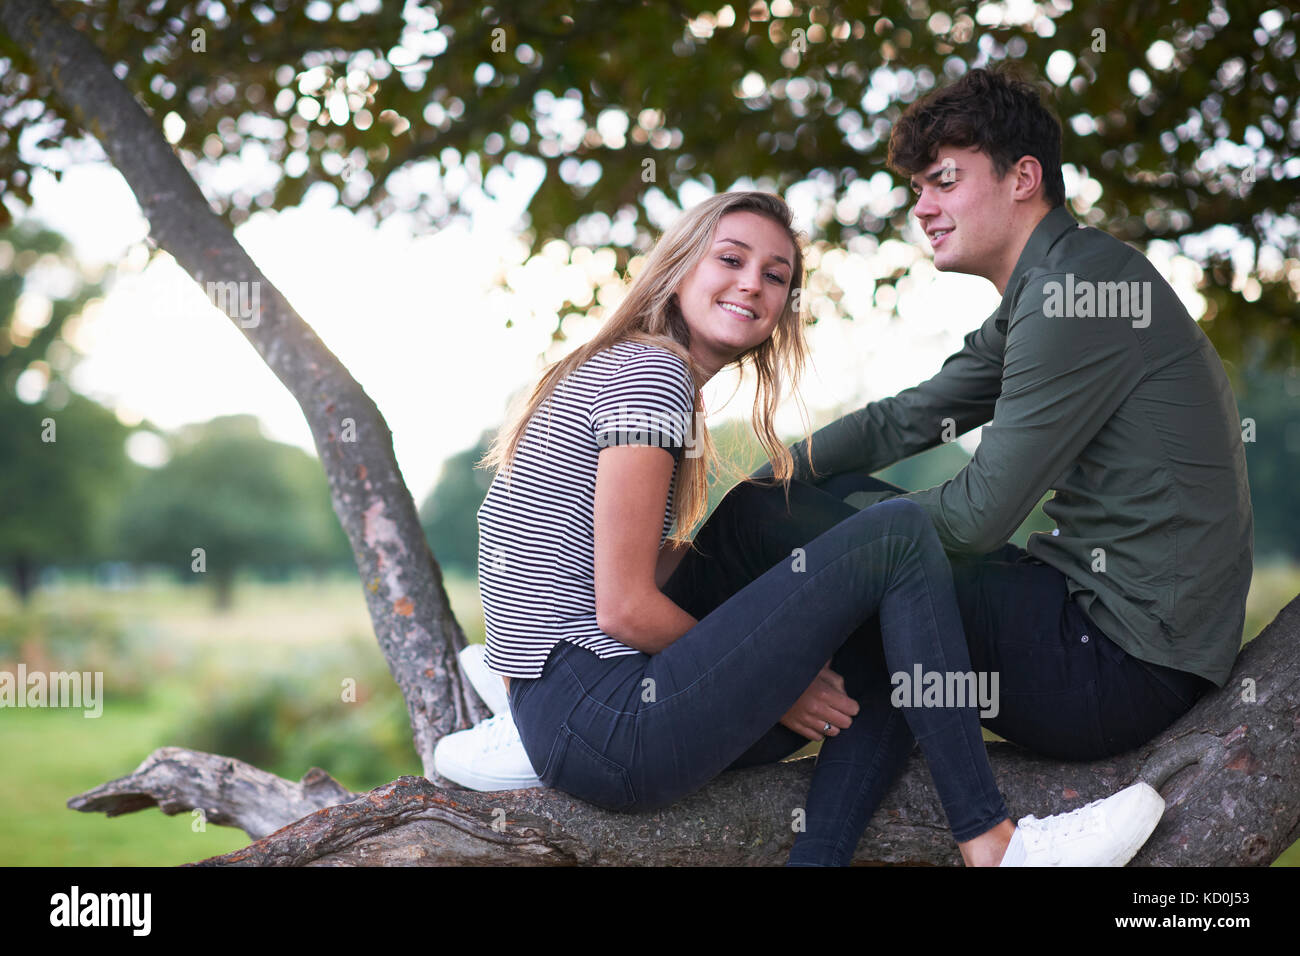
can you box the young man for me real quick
[697,65,1251,862]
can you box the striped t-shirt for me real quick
[477,341,696,678]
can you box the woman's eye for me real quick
[766,273,786,283]
[720,254,741,266]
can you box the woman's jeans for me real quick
[508,484,1013,862]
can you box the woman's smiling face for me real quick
[674,210,795,376]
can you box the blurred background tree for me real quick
[0,221,355,608]
[1236,355,1300,561]
[0,221,137,603]
[113,413,353,609]
[418,429,494,578]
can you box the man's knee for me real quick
[697,480,796,551]
[715,478,787,518]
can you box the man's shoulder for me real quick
[1024,216,1192,299]
[1006,222,1186,335]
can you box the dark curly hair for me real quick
[887,66,1066,208]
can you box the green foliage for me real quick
[0,1,1293,365]
[172,638,418,791]
[1235,352,1300,560]
[0,601,151,700]
[113,413,352,578]
[0,220,136,600]
[418,430,494,577]
[0,383,138,569]
[0,220,105,396]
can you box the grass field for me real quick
[1,565,1297,866]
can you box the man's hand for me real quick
[780,662,860,741]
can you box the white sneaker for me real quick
[458,643,509,715]
[999,782,1166,866]
[433,712,543,791]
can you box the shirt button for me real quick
[1081,634,1090,643]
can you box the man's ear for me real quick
[1011,155,1045,203]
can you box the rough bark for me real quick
[66,595,1300,866]
[68,747,359,841]
[0,0,491,777]
[10,0,1298,866]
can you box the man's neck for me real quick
[992,205,1052,296]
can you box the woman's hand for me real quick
[780,662,860,740]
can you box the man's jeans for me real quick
[508,488,1011,862]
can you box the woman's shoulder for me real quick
[592,339,694,385]
[577,339,695,420]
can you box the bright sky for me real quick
[17,144,1210,504]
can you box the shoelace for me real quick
[1019,797,1107,850]
[477,713,520,753]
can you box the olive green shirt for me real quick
[777,205,1253,686]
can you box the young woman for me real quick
[446,190,1165,866]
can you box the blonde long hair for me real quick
[480,191,812,541]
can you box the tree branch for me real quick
[68,596,1300,865]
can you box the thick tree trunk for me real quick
[10,0,1298,866]
[0,0,491,775]
[67,595,1300,866]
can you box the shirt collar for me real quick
[996,204,1080,329]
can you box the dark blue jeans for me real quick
[507,487,1012,857]
[800,473,1215,759]
[657,473,1216,863]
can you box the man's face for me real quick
[909,145,1018,285]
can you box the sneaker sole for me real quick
[436,765,544,791]
[433,733,543,792]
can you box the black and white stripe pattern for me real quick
[478,341,695,677]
